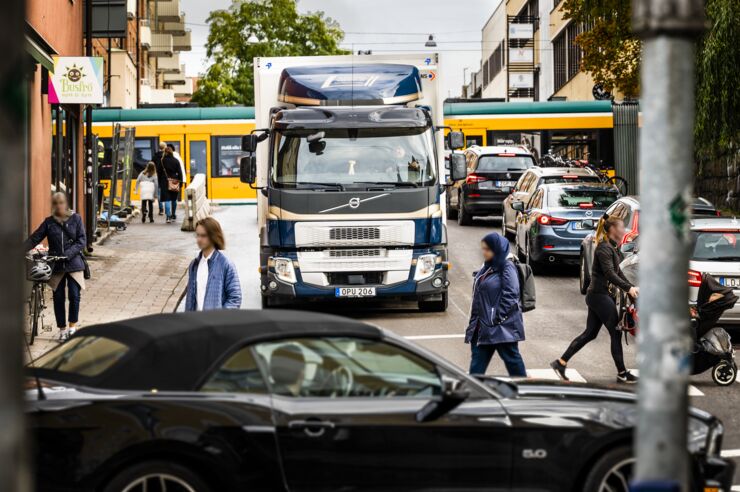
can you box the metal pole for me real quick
[0,0,32,489]
[85,0,95,249]
[631,0,705,489]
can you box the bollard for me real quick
[181,174,211,231]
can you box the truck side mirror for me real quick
[240,155,257,184]
[242,134,258,153]
[447,131,465,151]
[449,153,467,182]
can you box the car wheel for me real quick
[446,192,458,220]
[103,460,212,492]
[457,193,472,226]
[579,252,591,295]
[261,295,271,309]
[419,292,448,312]
[582,447,634,492]
[712,360,737,386]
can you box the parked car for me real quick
[579,196,719,294]
[501,167,603,239]
[513,183,620,270]
[27,310,733,492]
[447,145,536,226]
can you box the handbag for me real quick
[162,160,180,192]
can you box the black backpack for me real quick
[511,258,536,312]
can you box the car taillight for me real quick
[579,203,594,209]
[538,215,569,226]
[620,211,639,245]
[563,175,579,179]
[716,210,722,217]
[688,269,702,287]
[466,173,487,184]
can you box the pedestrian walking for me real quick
[153,142,166,216]
[23,192,87,341]
[168,143,187,188]
[466,232,527,376]
[551,215,640,384]
[135,162,159,223]
[160,145,183,224]
[185,217,242,311]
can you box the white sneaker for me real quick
[58,329,69,341]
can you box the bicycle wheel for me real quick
[608,175,629,195]
[29,285,41,345]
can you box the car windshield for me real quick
[692,231,740,261]
[272,127,436,189]
[549,189,619,208]
[33,336,129,377]
[476,155,534,172]
[541,176,601,185]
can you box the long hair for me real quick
[196,217,226,250]
[144,161,156,177]
[595,215,624,244]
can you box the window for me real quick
[201,346,269,394]
[133,138,156,173]
[212,136,243,177]
[476,155,535,172]
[692,232,740,261]
[483,60,489,87]
[34,336,130,377]
[252,337,442,398]
[548,188,619,208]
[553,22,586,92]
[488,43,505,82]
[189,140,207,178]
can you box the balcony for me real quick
[140,84,175,105]
[156,54,180,73]
[163,66,187,86]
[153,0,181,23]
[149,32,173,57]
[127,0,136,19]
[173,31,192,51]
[109,50,138,109]
[162,14,186,35]
[140,20,151,49]
[173,78,194,98]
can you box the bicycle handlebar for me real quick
[26,254,67,262]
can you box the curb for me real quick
[94,209,140,247]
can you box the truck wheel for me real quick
[419,292,448,312]
[446,193,458,220]
[579,253,591,295]
[261,296,272,309]
[582,446,634,492]
[457,194,472,226]
[103,460,212,492]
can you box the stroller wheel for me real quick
[712,360,737,386]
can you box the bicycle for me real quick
[26,254,66,345]
[567,158,629,195]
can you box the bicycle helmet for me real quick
[29,262,53,282]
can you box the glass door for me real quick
[185,134,211,198]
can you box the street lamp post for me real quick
[631,0,706,489]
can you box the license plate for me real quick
[335,287,376,298]
[495,180,517,188]
[720,277,740,288]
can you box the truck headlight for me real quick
[414,254,439,281]
[269,257,297,284]
[687,418,713,454]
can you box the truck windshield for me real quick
[272,127,436,188]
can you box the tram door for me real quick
[185,134,211,198]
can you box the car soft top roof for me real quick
[31,310,382,392]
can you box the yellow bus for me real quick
[92,107,256,203]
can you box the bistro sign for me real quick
[48,57,104,105]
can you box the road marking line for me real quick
[527,368,587,383]
[722,449,740,458]
[629,370,704,396]
[405,334,465,340]
[731,486,740,491]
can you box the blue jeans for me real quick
[164,199,177,219]
[470,339,527,377]
[53,274,81,328]
[158,189,165,213]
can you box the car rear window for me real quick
[692,231,740,261]
[541,176,601,185]
[33,336,129,377]
[476,155,534,172]
[548,189,620,208]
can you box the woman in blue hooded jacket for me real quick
[465,232,527,376]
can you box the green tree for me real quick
[192,0,348,107]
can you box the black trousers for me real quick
[141,199,154,220]
[561,292,626,373]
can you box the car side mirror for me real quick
[447,131,465,150]
[240,154,257,184]
[512,201,524,212]
[449,153,467,182]
[621,241,638,254]
[582,219,595,230]
[416,378,469,423]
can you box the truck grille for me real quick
[327,272,384,285]
[329,227,380,241]
[329,249,383,258]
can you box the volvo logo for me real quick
[319,194,390,214]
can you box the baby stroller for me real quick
[617,254,737,385]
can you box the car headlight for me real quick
[414,254,440,281]
[687,418,712,454]
[269,257,297,284]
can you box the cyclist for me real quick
[24,192,87,341]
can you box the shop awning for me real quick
[26,32,55,73]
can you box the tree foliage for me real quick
[695,0,740,158]
[561,0,641,99]
[192,0,348,107]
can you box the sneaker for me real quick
[149,217,154,223]
[141,217,146,223]
[617,371,638,384]
[550,360,569,381]
[58,328,70,342]
[165,217,171,224]
[158,210,164,216]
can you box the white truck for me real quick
[240,53,466,310]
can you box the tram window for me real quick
[212,136,242,177]
[133,139,155,174]
[190,141,207,178]
[465,135,483,148]
[99,138,113,180]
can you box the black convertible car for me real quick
[28,310,732,492]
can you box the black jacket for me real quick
[588,240,632,296]
[24,213,87,273]
[153,150,166,189]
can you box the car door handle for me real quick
[288,419,335,437]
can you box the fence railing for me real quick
[180,174,210,231]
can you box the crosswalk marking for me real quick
[628,370,704,397]
[527,368,587,383]
[722,449,740,458]
[405,334,465,340]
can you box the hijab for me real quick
[482,232,510,272]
